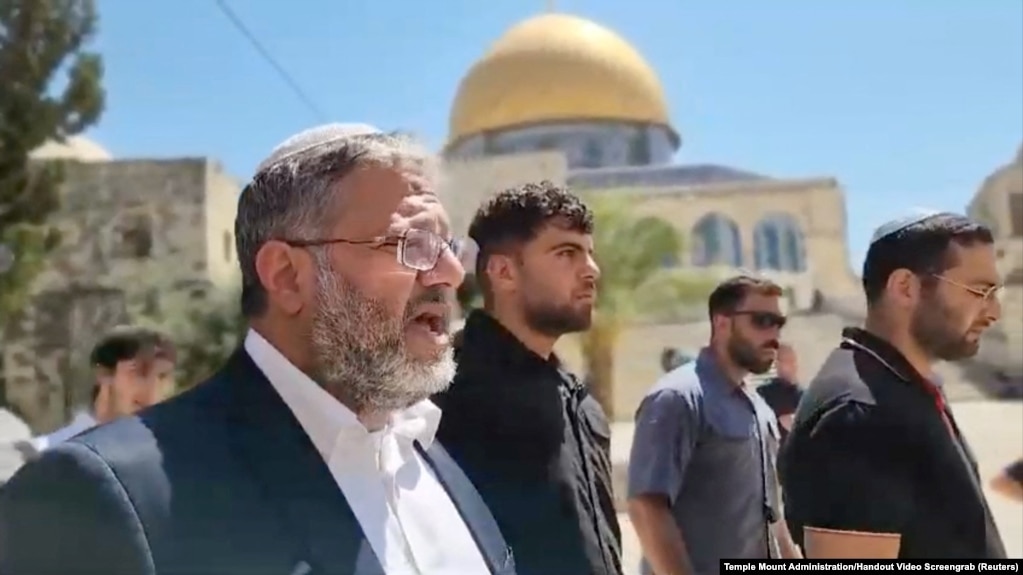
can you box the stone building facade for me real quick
[969,145,1023,383]
[442,12,860,309]
[1,139,240,433]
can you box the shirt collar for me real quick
[243,330,441,460]
[71,410,97,428]
[460,310,564,371]
[695,347,747,394]
[840,327,942,387]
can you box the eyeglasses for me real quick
[730,310,787,330]
[284,228,462,272]
[932,274,1003,302]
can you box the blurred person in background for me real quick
[755,343,803,440]
[990,457,1023,503]
[659,346,693,374]
[30,325,176,453]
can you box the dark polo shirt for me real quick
[779,328,1007,559]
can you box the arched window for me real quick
[691,213,742,267]
[580,138,604,168]
[754,213,806,271]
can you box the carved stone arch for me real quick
[690,212,743,267]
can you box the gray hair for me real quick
[236,123,437,317]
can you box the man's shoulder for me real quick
[645,362,705,401]
[797,347,876,416]
[71,374,230,473]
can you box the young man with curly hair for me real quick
[433,181,622,575]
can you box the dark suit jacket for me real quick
[0,349,516,575]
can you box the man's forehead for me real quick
[534,221,592,245]
[740,293,781,310]
[389,195,448,230]
[337,167,442,231]
[944,242,999,281]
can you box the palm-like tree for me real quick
[579,195,716,419]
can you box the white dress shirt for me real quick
[245,330,489,575]
[31,411,97,452]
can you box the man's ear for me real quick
[885,268,920,307]
[484,252,518,294]
[254,240,310,315]
[93,365,114,386]
[710,312,729,335]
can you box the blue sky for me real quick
[89,0,1022,266]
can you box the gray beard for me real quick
[308,253,456,413]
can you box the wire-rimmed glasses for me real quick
[932,274,1003,302]
[284,228,462,272]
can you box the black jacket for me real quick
[434,311,622,575]
[780,328,1006,559]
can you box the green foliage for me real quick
[579,194,712,417]
[0,0,105,323]
[139,287,246,390]
[636,269,720,321]
[585,194,703,319]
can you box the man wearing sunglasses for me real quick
[0,125,516,575]
[780,212,1006,559]
[628,276,802,575]
[991,457,1023,503]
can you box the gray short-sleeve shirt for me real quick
[628,349,781,575]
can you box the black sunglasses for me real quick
[731,310,787,330]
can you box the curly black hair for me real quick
[468,181,593,301]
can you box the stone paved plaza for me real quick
[614,399,1023,572]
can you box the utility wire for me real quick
[213,0,328,121]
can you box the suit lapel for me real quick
[418,442,515,575]
[221,349,380,575]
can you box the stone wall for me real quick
[1,158,242,433]
[969,145,1023,382]
[442,151,569,236]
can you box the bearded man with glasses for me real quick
[0,124,517,575]
[780,211,1007,560]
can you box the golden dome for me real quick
[448,13,676,148]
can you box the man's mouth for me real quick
[411,308,449,334]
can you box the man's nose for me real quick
[584,254,601,281]
[421,247,465,288]
[986,296,1002,323]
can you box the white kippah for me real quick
[869,208,948,244]
[256,122,382,173]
